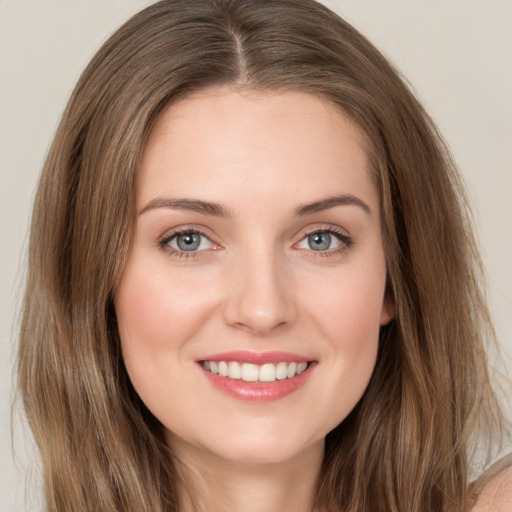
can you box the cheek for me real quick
[114,261,221,426]
[325,287,381,376]
[305,263,386,341]
[299,264,385,408]
[114,262,217,363]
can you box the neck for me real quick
[173,438,325,512]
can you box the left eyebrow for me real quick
[294,194,372,216]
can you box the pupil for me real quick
[309,232,331,251]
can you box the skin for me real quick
[471,465,512,511]
[115,89,394,512]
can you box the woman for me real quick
[18,0,511,511]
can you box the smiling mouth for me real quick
[201,360,310,383]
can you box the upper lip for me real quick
[198,350,313,365]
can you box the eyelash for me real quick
[158,228,217,259]
[297,226,354,257]
[157,226,354,259]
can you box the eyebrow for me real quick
[139,198,232,217]
[139,193,371,217]
[294,194,372,216]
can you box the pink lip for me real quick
[198,350,312,365]
[197,351,317,403]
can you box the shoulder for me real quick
[469,455,512,511]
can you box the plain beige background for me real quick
[1,1,511,510]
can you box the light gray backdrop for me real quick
[1,1,511,511]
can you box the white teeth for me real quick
[259,363,276,382]
[296,362,308,375]
[275,362,288,380]
[287,362,297,378]
[241,363,259,382]
[228,361,242,379]
[218,361,228,377]
[202,360,310,382]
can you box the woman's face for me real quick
[115,89,393,466]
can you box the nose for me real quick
[223,247,297,335]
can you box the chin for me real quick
[167,422,325,468]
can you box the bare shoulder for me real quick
[470,464,512,511]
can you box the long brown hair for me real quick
[18,1,505,510]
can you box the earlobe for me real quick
[379,297,395,326]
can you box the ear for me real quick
[379,295,395,326]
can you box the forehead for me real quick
[138,88,378,214]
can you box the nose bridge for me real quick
[224,240,295,334]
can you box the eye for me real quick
[162,230,214,252]
[296,229,351,252]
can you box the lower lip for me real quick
[201,363,316,402]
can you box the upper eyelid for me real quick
[158,225,217,244]
[295,223,351,240]
[298,229,351,243]
[166,230,211,243]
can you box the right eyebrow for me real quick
[138,197,232,218]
